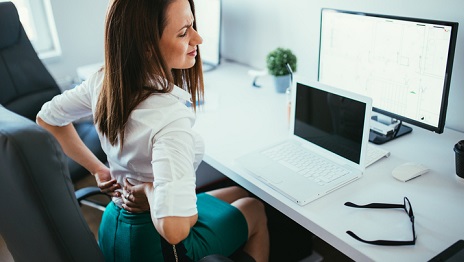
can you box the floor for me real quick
[0,173,353,262]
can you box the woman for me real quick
[37,0,269,261]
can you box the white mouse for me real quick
[392,162,429,182]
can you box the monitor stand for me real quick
[369,120,412,144]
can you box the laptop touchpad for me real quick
[259,165,285,184]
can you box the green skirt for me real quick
[98,193,248,261]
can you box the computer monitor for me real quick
[194,0,222,72]
[318,8,458,144]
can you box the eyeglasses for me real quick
[344,197,416,246]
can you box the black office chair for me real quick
[0,106,107,262]
[0,1,106,184]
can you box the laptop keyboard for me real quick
[262,142,350,186]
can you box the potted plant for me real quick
[266,47,297,93]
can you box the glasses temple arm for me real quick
[344,202,404,209]
[346,231,416,246]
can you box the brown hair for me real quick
[95,0,204,147]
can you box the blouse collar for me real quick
[171,85,192,105]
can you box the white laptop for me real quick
[235,79,373,206]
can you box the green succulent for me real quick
[266,47,297,76]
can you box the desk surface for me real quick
[193,61,464,262]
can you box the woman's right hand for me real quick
[94,168,122,198]
[122,178,151,213]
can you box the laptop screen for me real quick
[294,82,367,164]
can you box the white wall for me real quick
[45,0,464,132]
[221,0,464,132]
[43,0,108,86]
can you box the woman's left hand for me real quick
[94,168,121,198]
[122,178,150,213]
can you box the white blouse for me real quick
[37,70,204,218]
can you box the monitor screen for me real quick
[195,0,221,71]
[318,8,458,142]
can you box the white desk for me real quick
[193,61,464,262]
[76,62,103,81]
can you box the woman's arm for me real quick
[36,116,121,197]
[144,183,198,244]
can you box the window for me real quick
[1,0,61,59]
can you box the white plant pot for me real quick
[273,74,291,93]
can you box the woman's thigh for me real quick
[183,193,248,260]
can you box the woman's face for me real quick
[160,0,203,70]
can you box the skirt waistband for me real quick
[106,201,152,225]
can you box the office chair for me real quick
[0,106,107,262]
[0,105,252,262]
[0,1,106,184]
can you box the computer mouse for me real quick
[392,162,429,182]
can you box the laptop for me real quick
[235,79,373,206]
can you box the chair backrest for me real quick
[0,106,105,262]
[0,1,108,183]
[0,1,61,121]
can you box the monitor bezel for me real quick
[195,0,222,71]
[318,8,459,134]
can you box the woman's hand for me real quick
[122,178,150,213]
[94,168,121,198]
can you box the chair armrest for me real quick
[75,186,109,202]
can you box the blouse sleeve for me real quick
[37,79,94,126]
[150,117,198,218]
